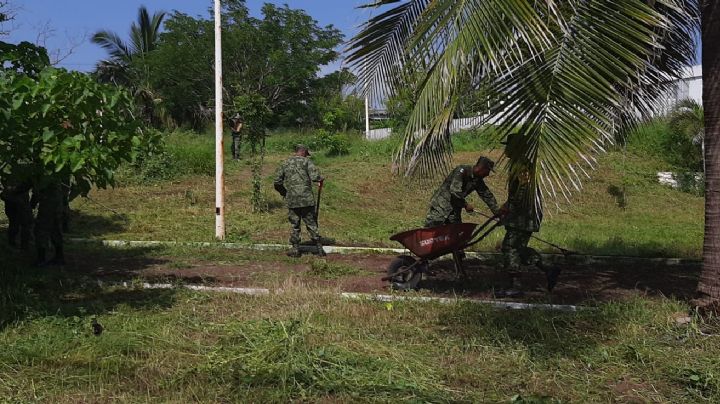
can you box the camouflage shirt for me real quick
[274,156,322,208]
[504,172,542,232]
[428,165,500,216]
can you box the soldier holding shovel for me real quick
[274,144,325,258]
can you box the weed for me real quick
[307,259,360,279]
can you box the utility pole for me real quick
[365,95,370,139]
[214,0,225,240]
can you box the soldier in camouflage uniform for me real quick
[274,144,325,258]
[500,133,559,291]
[32,180,65,266]
[229,113,244,161]
[424,156,501,228]
[0,178,33,249]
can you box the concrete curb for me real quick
[341,292,587,312]
[70,238,700,267]
[108,280,585,312]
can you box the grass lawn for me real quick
[1,249,718,402]
[0,128,711,402]
[46,129,704,258]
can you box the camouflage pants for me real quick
[34,209,63,251]
[288,206,320,246]
[5,200,32,247]
[501,228,542,271]
[424,206,462,228]
[231,133,242,160]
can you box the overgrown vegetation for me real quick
[0,255,718,402]
[45,125,703,259]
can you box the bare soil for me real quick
[68,249,700,306]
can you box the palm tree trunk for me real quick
[697,0,720,310]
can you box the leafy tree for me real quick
[144,2,343,128]
[0,42,156,196]
[231,93,271,212]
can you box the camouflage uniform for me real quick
[501,172,543,271]
[229,114,243,160]
[274,155,323,253]
[33,181,65,265]
[0,179,33,249]
[424,165,500,228]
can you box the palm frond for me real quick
[91,30,132,63]
[345,0,431,102]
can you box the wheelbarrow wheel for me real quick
[387,255,423,291]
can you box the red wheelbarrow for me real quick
[383,216,502,290]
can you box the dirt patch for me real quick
[71,248,700,305]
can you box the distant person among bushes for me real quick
[424,156,502,228]
[228,113,244,161]
[274,144,325,258]
[32,180,66,266]
[500,133,559,292]
[0,178,33,250]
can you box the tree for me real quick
[348,1,720,309]
[695,0,720,312]
[92,6,165,85]
[668,99,704,172]
[92,6,168,127]
[0,41,156,196]
[143,2,343,128]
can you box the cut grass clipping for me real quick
[307,259,360,279]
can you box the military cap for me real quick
[476,156,496,172]
[295,144,311,156]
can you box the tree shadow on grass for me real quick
[436,299,617,362]
[65,209,130,238]
[420,255,700,305]
[0,240,177,332]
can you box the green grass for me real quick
[37,126,702,259]
[1,257,718,402]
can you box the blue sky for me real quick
[4,1,701,74]
[5,0,373,73]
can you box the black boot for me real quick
[34,248,47,267]
[286,245,301,258]
[538,263,561,292]
[315,241,326,257]
[50,245,66,266]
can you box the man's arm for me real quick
[306,159,323,182]
[448,168,466,204]
[475,181,500,215]
[273,163,287,196]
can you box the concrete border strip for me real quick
[70,238,700,267]
[117,281,270,296]
[340,292,586,312]
[110,280,584,311]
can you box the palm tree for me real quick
[92,6,168,127]
[695,0,720,312]
[92,6,165,85]
[668,99,704,171]
[346,1,720,308]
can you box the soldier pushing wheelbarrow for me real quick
[386,144,560,293]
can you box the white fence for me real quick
[365,114,485,140]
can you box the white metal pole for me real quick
[365,95,370,139]
[214,0,225,240]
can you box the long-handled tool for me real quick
[315,179,324,224]
[468,211,577,256]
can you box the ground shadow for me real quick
[65,209,130,238]
[607,184,627,208]
[418,256,700,305]
[0,239,176,332]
